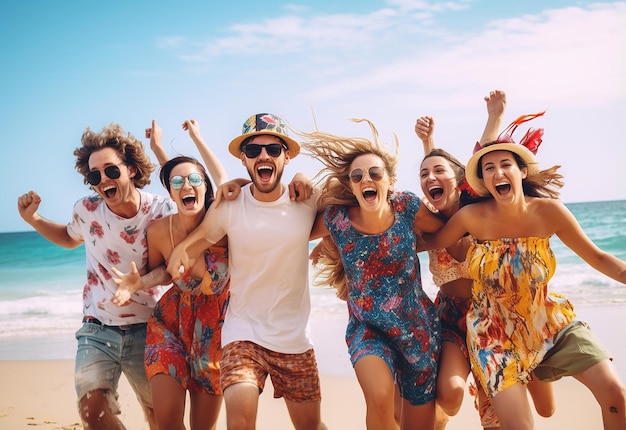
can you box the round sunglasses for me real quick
[242,143,286,158]
[348,166,386,184]
[86,165,122,186]
[170,172,204,190]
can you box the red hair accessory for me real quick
[458,176,480,197]
[473,111,545,155]
[496,111,545,154]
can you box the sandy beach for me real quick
[0,304,623,429]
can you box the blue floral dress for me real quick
[324,191,441,405]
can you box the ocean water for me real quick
[0,200,624,359]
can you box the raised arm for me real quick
[17,191,82,249]
[415,116,435,154]
[183,119,228,186]
[478,90,507,145]
[146,119,168,166]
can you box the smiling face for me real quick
[241,134,289,201]
[169,162,206,216]
[349,153,393,212]
[88,147,137,210]
[420,155,460,216]
[480,150,528,201]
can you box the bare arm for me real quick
[478,90,507,145]
[111,222,172,305]
[288,172,313,201]
[111,263,171,305]
[414,203,444,234]
[166,205,220,278]
[415,116,435,154]
[17,191,82,249]
[310,211,330,241]
[146,119,168,166]
[418,207,472,252]
[553,202,626,283]
[183,119,228,186]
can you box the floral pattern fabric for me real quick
[67,191,175,325]
[324,191,441,405]
[466,236,575,396]
[145,246,229,394]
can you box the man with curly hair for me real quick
[17,123,175,430]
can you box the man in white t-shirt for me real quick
[17,124,174,430]
[167,113,327,430]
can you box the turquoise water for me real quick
[0,200,624,358]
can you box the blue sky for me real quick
[2,0,624,233]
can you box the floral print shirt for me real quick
[67,190,175,325]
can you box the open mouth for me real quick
[362,187,378,202]
[428,186,444,200]
[257,165,274,181]
[495,182,511,195]
[103,185,117,199]
[182,194,197,209]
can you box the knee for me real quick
[78,390,118,426]
[364,385,396,410]
[436,386,464,416]
[534,403,555,418]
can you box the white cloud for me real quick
[157,2,624,111]
[299,3,626,110]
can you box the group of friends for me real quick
[16,89,626,430]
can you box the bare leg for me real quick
[78,389,127,430]
[527,377,555,418]
[284,397,327,430]
[399,397,437,430]
[223,382,260,430]
[189,389,223,430]
[354,355,397,429]
[437,342,471,416]
[574,359,626,430]
[150,374,186,430]
[491,383,534,430]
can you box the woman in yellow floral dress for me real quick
[422,114,626,430]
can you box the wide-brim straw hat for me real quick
[466,112,545,196]
[228,113,300,158]
[466,142,538,196]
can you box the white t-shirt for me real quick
[67,190,175,326]
[206,184,319,354]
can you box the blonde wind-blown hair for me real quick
[301,118,399,300]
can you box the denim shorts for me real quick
[74,319,152,412]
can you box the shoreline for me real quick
[1,304,624,429]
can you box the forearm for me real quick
[587,253,626,284]
[421,135,435,154]
[192,135,228,185]
[152,146,168,166]
[478,114,504,145]
[140,265,171,289]
[27,216,81,249]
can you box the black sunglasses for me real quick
[348,166,386,184]
[87,165,123,186]
[242,143,285,158]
